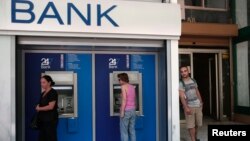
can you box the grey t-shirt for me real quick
[179,78,201,107]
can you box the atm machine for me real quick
[43,71,78,118]
[109,71,143,116]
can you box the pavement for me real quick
[180,117,243,141]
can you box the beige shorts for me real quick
[185,107,203,129]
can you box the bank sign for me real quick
[0,0,181,38]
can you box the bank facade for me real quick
[1,0,248,141]
[0,0,181,141]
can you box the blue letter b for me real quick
[12,0,35,23]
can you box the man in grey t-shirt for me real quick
[179,66,203,141]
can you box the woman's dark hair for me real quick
[42,75,55,86]
[117,73,129,83]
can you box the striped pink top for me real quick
[125,84,136,111]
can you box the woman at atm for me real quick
[36,75,58,141]
[118,73,137,141]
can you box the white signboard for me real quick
[0,0,181,39]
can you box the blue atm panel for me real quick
[95,54,156,141]
[25,53,92,141]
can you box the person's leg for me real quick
[128,110,136,141]
[188,128,196,141]
[195,107,203,141]
[185,108,196,141]
[120,112,129,141]
[43,121,58,141]
[195,126,199,141]
[49,120,58,141]
[38,122,45,141]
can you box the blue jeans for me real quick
[120,110,136,141]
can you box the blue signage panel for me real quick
[25,53,63,141]
[25,53,92,141]
[95,54,129,141]
[58,54,93,141]
[95,54,156,141]
[130,54,157,141]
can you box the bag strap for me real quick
[190,78,196,84]
[180,79,186,90]
[180,78,196,92]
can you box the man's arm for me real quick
[179,90,191,115]
[179,90,188,109]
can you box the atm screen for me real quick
[113,84,140,114]
[53,85,74,114]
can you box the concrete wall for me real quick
[236,0,248,28]
[0,35,16,141]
